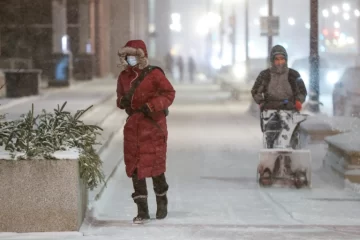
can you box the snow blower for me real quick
[257,109,312,188]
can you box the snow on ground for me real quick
[2,84,360,240]
[81,84,360,239]
[318,94,333,116]
[0,78,115,121]
[325,131,360,153]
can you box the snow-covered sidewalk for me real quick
[82,84,360,239]
[2,84,360,240]
[0,77,117,120]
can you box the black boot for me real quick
[156,194,168,219]
[152,173,169,219]
[133,198,150,224]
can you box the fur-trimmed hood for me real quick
[118,40,149,70]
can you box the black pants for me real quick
[131,169,169,201]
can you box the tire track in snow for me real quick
[258,189,304,224]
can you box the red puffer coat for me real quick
[116,40,176,179]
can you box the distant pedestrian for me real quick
[177,56,184,82]
[164,52,174,78]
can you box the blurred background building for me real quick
[1,0,360,80]
[0,0,169,79]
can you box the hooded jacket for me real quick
[116,40,176,179]
[251,45,307,110]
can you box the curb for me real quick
[95,156,123,200]
[84,119,126,226]
[97,131,116,156]
[80,96,127,206]
[96,114,125,156]
[78,93,116,122]
[94,119,126,199]
[79,92,119,156]
[77,91,119,161]
[83,154,124,229]
[64,91,122,203]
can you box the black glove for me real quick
[120,97,131,108]
[140,104,151,114]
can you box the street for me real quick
[1,82,360,240]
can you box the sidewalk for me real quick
[0,77,117,120]
[0,76,112,109]
[2,82,360,240]
[80,84,360,240]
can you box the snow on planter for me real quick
[300,115,360,143]
[324,131,360,184]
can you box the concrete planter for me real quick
[0,151,87,233]
[299,116,360,144]
[299,123,340,145]
[323,132,360,184]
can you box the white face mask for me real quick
[126,56,138,66]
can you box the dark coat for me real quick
[251,68,307,110]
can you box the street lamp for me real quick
[259,6,267,16]
[288,17,295,25]
[218,0,224,60]
[332,5,339,15]
[342,3,350,11]
[230,0,249,68]
[322,9,329,17]
[216,0,249,68]
[268,0,273,67]
[169,13,182,32]
[309,0,320,113]
[245,0,249,72]
[196,12,221,35]
[355,9,360,17]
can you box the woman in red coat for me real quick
[116,40,176,224]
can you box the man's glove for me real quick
[295,100,302,111]
[259,101,265,110]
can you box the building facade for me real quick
[0,0,152,78]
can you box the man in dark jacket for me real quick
[251,45,307,111]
